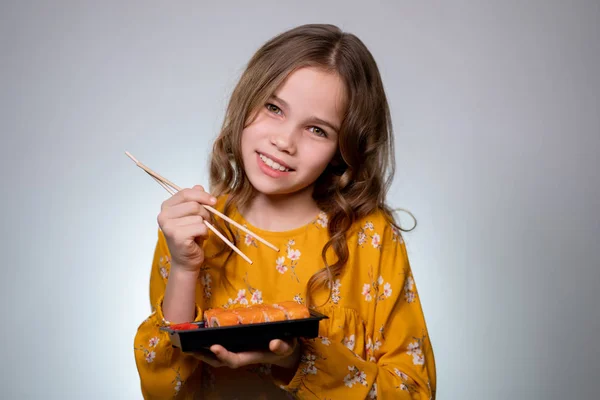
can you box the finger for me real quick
[178,186,217,207]
[160,186,217,210]
[175,223,209,242]
[162,201,212,221]
[269,338,296,356]
[210,345,267,369]
[174,215,205,227]
[162,222,209,244]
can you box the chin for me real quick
[245,174,303,197]
[251,182,297,196]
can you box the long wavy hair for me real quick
[209,24,410,306]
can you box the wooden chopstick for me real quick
[125,151,279,253]
[125,151,280,264]
[147,172,254,265]
[202,204,279,252]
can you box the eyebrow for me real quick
[271,95,340,133]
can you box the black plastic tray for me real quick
[160,310,328,353]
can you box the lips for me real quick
[257,151,294,171]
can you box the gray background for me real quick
[1,1,598,399]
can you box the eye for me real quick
[308,126,328,138]
[266,103,282,115]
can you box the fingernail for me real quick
[210,197,217,204]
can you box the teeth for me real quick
[259,154,290,172]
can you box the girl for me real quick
[134,24,436,399]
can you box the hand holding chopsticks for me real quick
[125,151,279,265]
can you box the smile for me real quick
[258,153,292,172]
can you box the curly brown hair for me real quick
[209,24,409,306]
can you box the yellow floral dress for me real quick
[134,197,436,399]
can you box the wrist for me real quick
[163,265,200,323]
[170,264,201,280]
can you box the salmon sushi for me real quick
[261,305,287,322]
[273,301,311,320]
[203,307,222,324]
[232,306,266,324]
[204,308,240,327]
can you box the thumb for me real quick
[270,338,295,356]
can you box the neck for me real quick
[240,186,321,232]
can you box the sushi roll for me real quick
[204,307,240,327]
[203,303,310,327]
[261,305,287,322]
[273,301,311,320]
[232,306,266,324]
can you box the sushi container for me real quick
[160,310,328,353]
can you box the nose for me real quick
[269,125,297,155]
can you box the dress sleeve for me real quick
[277,221,436,399]
[133,230,204,399]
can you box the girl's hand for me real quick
[193,338,301,370]
[157,185,217,272]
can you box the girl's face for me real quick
[241,67,345,198]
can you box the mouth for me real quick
[257,152,294,172]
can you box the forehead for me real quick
[274,67,347,123]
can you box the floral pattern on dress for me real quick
[221,273,263,308]
[394,368,417,393]
[314,211,329,228]
[233,225,259,248]
[406,336,427,366]
[362,267,393,303]
[250,289,263,304]
[300,353,323,375]
[274,240,301,282]
[134,339,158,364]
[294,293,304,304]
[343,366,368,387]
[357,221,381,249]
[403,274,417,304]
[368,382,378,399]
[276,256,287,274]
[343,334,356,351]
[158,255,170,280]
[200,268,212,299]
[148,337,160,348]
[365,335,382,362]
[171,367,183,394]
[329,278,342,304]
[319,336,331,346]
[391,223,403,243]
[244,232,258,247]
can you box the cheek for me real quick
[241,119,269,148]
[240,127,255,153]
[304,144,338,172]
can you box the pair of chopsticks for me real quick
[125,151,279,264]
